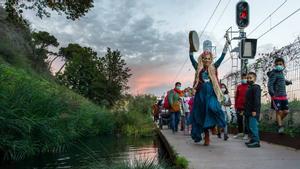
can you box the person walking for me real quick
[181,88,191,135]
[217,83,231,141]
[168,82,183,133]
[189,40,229,145]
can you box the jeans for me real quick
[185,112,190,126]
[237,110,249,134]
[223,110,228,134]
[171,111,180,132]
[249,117,260,142]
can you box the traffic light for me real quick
[236,1,249,29]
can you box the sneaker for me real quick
[233,133,243,139]
[245,140,255,145]
[243,134,249,140]
[217,133,222,139]
[278,126,284,134]
[224,134,229,141]
[247,142,260,148]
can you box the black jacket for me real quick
[244,83,261,119]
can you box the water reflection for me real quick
[4,135,169,169]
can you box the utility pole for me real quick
[236,0,250,74]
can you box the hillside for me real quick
[0,6,155,163]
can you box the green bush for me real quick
[0,64,157,161]
[0,64,115,161]
[260,100,300,137]
[175,156,189,169]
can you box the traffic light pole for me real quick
[239,29,248,75]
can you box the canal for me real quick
[3,135,171,169]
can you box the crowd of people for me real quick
[152,42,291,148]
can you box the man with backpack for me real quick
[166,82,183,133]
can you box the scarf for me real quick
[193,52,223,102]
[174,88,184,97]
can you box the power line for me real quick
[257,7,300,39]
[211,0,232,33]
[198,0,222,41]
[171,0,222,84]
[219,43,234,67]
[248,0,287,36]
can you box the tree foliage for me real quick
[101,48,132,104]
[31,31,59,72]
[4,0,94,22]
[56,45,131,107]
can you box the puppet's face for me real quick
[202,54,213,67]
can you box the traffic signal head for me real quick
[236,1,249,28]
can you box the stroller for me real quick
[158,106,171,129]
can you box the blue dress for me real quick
[189,52,226,142]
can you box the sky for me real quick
[22,0,300,96]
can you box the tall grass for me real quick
[0,64,116,161]
[0,64,157,162]
[0,7,156,163]
[113,95,156,137]
[84,159,172,169]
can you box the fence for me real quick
[221,36,300,126]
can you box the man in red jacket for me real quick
[234,73,249,139]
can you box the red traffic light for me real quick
[236,1,249,28]
[240,10,248,19]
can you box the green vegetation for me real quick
[116,95,156,137]
[56,45,132,107]
[260,100,300,137]
[0,63,156,161]
[0,6,156,164]
[174,156,189,169]
[0,64,115,160]
[86,159,172,169]
[4,0,94,22]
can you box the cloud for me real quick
[23,0,217,95]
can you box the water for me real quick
[3,135,170,169]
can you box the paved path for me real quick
[160,129,300,169]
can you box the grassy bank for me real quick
[0,64,156,161]
[0,6,156,163]
[0,64,115,161]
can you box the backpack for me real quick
[163,90,171,109]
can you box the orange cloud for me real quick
[128,68,195,95]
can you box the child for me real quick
[267,58,292,134]
[245,72,261,148]
[181,88,191,134]
[217,83,231,141]
[234,73,249,140]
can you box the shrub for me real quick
[0,64,115,161]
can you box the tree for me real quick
[31,31,59,72]
[56,45,131,107]
[56,44,103,100]
[100,48,132,104]
[5,0,94,21]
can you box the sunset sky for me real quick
[23,0,300,96]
